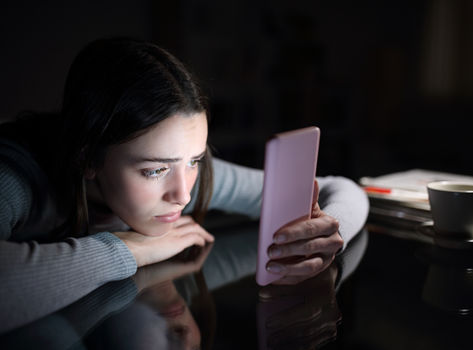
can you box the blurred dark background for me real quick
[1,0,472,180]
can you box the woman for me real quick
[0,38,369,333]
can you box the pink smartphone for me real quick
[256,127,320,286]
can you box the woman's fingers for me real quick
[273,215,339,244]
[267,209,343,284]
[267,254,331,276]
[170,215,214,243]
[268,232,343,259]
[172,218,215,243]
[311,202,322,218]
[272,214,341,248]
[173,215,197,227]
[312,179,320,212]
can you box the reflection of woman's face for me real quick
[165,300,202,350]
[92,112,208,236]
[141,281,201,349]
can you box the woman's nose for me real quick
[162,170,191,206]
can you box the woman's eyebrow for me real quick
[192,150,207,159]
[133,150,206,164]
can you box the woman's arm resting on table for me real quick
[0,234,137,334]
[0,160,137,334]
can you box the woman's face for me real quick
[93,112,208,236]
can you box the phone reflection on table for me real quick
[257,263,341,350]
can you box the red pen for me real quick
[363,186,392,194]
[363,186,428,200]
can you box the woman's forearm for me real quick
[0,233,136,333]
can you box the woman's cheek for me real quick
[125,179,161,210]
[187,170,199,192]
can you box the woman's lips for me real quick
[154,211,181,223]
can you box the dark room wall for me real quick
[0,0,152,120]
[1,0,472,180]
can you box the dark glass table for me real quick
[1,213,472,349]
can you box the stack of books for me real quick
[359,169,473,242]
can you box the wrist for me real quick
[114,231,145,267]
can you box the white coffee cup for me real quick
[427,181,473,239]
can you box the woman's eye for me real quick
[188,159,202,168]
[142,167,169,178]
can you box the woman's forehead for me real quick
[109,112,208,160]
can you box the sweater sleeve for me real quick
[207,158,263,218]
[317,176,370,250]
[202,158,369,249]
[0,160,137,334]
[0,156,32,238]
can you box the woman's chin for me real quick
[134,222,173,237]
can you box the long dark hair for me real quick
[57,38,213,235]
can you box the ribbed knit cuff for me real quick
[92,232,137,278]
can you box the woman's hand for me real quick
[266,180,344,285]
[114,216,214,268]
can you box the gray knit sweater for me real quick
[0,140,369,333]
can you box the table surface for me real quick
[1,213,473,350]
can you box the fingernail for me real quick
[269,247,282,258]
[266,263,284,274]
[274,234,286,243]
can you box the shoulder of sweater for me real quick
[0,138,59,241]
[0,158,34,239]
